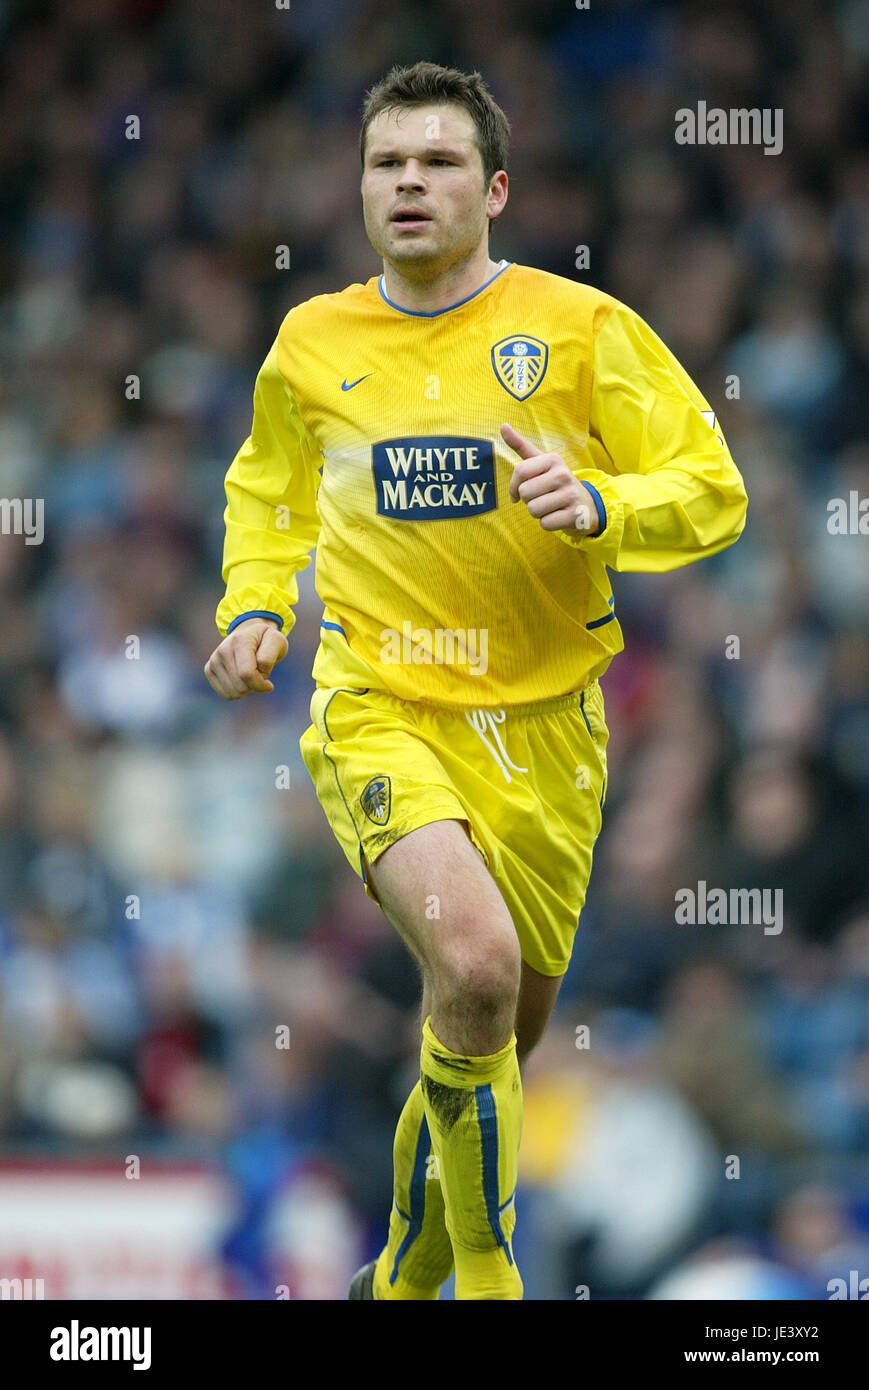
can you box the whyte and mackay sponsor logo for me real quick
[372,437,496,519]
[368,330,550,518]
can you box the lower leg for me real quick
[374,962,564,1299]
[372,1080,454,1299]
[420,1012,523,1299]
[367,821,524,1298]
[367,823,566,1300]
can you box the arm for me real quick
[206,333,322,699]
[557,300,748,571]
[216,333,321,635]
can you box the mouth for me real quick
[390,208,432,231]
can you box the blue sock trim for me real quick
[475,1083,513,1265]
[389,1114,431,1284]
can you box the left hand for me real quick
[501,423,600,535]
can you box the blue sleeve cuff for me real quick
[579,480,607,537]
[226,610,285,634]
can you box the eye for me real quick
[429,158,453,166]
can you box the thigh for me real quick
[365,818,518,981]
[434,683,609,978]
[300,685,487,901]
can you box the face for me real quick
[361,103,507,276]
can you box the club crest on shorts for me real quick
[491,335,549,400]
[361,775,391,825]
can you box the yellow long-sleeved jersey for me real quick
[215,261,747,706]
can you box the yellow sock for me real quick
[419,1015,523,1300]
[371,1080,454,1300]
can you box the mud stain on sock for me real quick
[421,1075,471,1131]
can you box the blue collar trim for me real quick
[378,261,512,317]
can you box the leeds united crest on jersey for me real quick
[491,335,549,400]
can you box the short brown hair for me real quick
[360,61,510,184]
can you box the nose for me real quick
[395,160,427,190]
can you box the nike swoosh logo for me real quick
[341,374,372,391]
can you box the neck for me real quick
[381,244,503,314]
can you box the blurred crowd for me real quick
[0,0,867,1298]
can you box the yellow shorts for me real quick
[299,680,609,978]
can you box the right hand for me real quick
[204,617,288,699]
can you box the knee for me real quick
[437,930,522,1016]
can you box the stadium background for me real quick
[0,0,867,1300]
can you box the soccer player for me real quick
[205,61,748,1301]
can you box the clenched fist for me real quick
[501,423,600,534]
[204,617,288,699]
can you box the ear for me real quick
[487,170,509,221]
